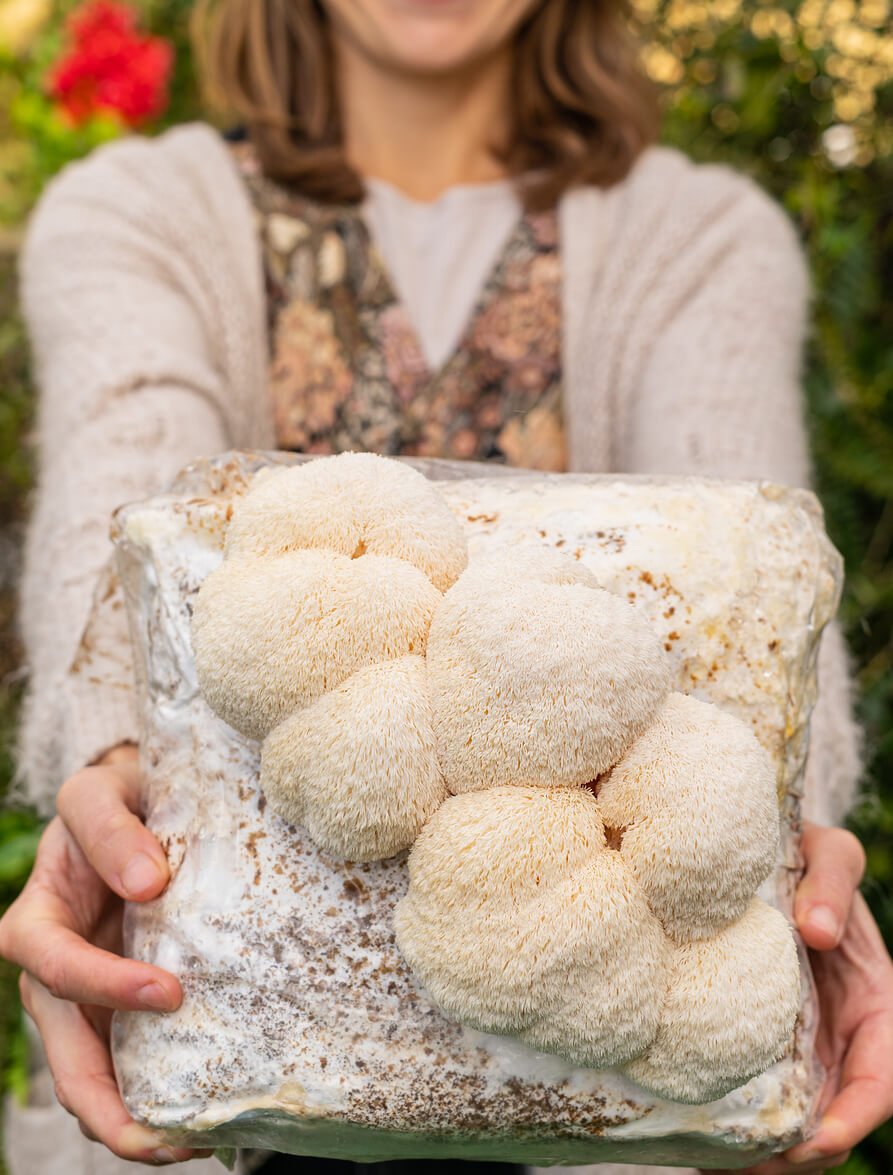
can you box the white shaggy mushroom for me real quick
[192,549,440,740]
[260,657,447,861]
[597,692,780,940]
[224,452,468,591]
[426,552,671,792]
[622,898,801,1104]
[395,787,671,1068]
[450,544,601,592]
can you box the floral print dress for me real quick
[228,140,567,472]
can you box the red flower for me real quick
[46,0,173,128]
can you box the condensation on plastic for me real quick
[109,451,842,1169]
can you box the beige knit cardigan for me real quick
[14,120,861,827]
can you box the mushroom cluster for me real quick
[191,453,801,1104]
[192,452,466,860]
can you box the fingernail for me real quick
[121,1123,173,1159]
[151,1148,178,1164]
[137,982,174,1011]
[121,853,164,897]
[806,904,840,943]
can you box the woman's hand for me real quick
[0,747,213,1165]
[705,822,893,1174]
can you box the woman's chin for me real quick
[324,0,537,77]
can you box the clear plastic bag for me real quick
[110,451,840,1168]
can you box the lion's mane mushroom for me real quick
[448,544,602,592]
[426,549,672,792]
[224,452,468,591]
[192,549,440,741]
[596,692,780,941]
[260,656,447,861]
[190,453,472,863]
[394,786,671,1068]
[622,898,801,1104]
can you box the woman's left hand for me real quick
[704,822,893,1175]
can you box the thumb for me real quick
[56,761,170,901]
[794,823,866,950]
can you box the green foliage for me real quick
[0,820,38,888]
[3,1006,29,1109]
[0,30,124,224]
[0,1,890,1172]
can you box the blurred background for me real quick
[0,0,890,1171]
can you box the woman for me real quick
[1,1,891,1173]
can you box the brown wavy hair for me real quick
[190,0,662,211]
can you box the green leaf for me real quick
[0,830,40,886]
[4,1008,30,1107]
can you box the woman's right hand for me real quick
[0,748,213,1165]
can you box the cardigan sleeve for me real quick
[616,164,863,826]
[14,133,241,817]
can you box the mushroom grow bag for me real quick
[110,451,840,1168]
